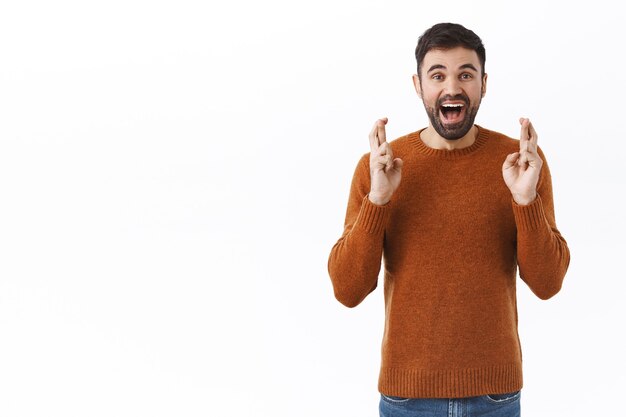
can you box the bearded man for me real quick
[327,22,570,417]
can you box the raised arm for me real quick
[327,118,403,307]
[502,118,571,299]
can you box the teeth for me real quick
[442,103,464,108]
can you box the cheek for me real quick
[421,90,439,105]
[470,83,484,98]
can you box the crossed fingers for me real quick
[369,117,393,171]
[518,117,539,167]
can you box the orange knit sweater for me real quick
[328,126,570,398]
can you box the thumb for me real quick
[393,158,403,171]
[502,152,519,170]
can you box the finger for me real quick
[524,146,543,168]
[519,117,529,154]
[380,142,394,170]
[503,152,519,170]
[524,149,537,165]
[386,157,393,172]
[518,152,528,167]
[527,120,539,152]
[379,141,393,158]
[377,117,388,145]
[373,154,392,171]
[369,120,380,152]
[392,158,404,172]
[518,118,530,167]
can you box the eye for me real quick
[432,74,443,81]
[460,73,473,80]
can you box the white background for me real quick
[0,1,624,416]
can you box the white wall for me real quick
[0,1,623,416]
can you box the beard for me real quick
[423,93,481,140]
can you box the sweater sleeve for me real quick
[512,146,571,300]
[327,154,391,308]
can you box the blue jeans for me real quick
[379,390,521,417]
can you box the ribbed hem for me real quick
[353,195,391,234]
[512,193,547,231]
[378,362,523,398]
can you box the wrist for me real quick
[513,192,537,206]
[368,193,390,206]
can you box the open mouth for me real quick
[439,102,466,124]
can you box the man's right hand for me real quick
[368,117,403,205]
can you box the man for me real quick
[327,23,570,417]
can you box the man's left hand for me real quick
[502,117,543,205]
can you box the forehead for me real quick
[421,46,481,73]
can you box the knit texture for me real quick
[328,126,570,398]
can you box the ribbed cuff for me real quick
[353,195,391,234]
[511,193,547,231]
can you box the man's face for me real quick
[413,47,487,140]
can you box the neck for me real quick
[420,125,477,150]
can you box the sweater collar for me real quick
[409,125,490,159]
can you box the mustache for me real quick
[437,94,469,107]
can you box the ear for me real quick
[412,74,422,97]
[481,73,488,97]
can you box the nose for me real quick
[443,77,462,96]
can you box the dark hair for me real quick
[415,23,486,78]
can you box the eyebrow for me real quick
[426,63,479,73]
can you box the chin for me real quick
[431,119,474,140]
[424,99,480,141]
[427,107,478,140]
